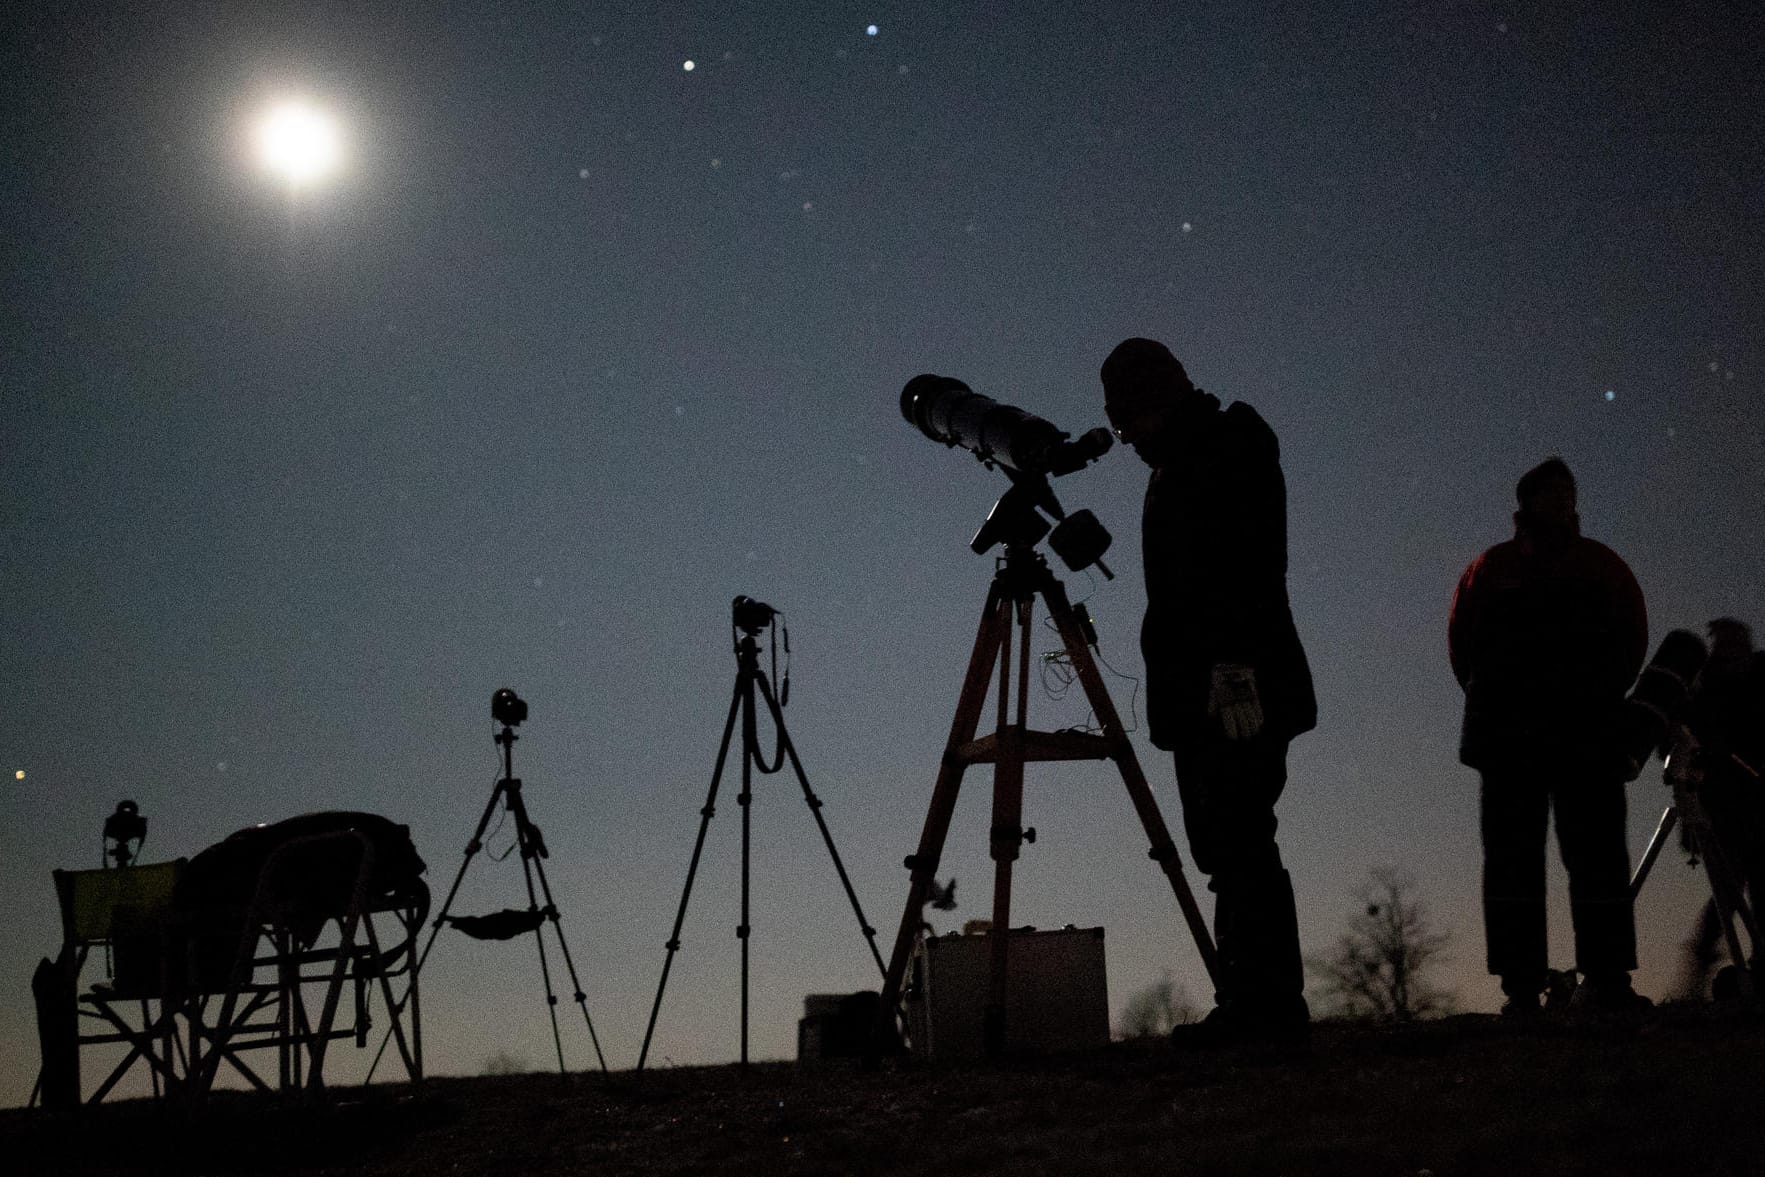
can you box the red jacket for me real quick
[1448,518,1647,769]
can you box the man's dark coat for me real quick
[1139,392,1317,751]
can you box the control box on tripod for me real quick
[904,925,1109,1061]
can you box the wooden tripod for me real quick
[877,545,1222,1057]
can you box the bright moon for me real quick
[255,101,342,186]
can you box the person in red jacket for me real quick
[1449,457,1649,1015]
[1103,337,1316,1046]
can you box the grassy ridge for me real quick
[7,1005,1764,1176]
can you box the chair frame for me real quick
[45,828,426,1105]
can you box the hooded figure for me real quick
[1102,337,1315,1047]
[1449,457,1647,770]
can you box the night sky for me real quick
[3,2,1759,1104]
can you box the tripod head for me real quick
[898,374,1114,578]
[102,800,147,868]
[490,688,528,789]
[971,469,1114,580]
[730,596,790,706]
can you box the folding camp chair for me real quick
[182,827,428,1095]
[40,859,190,1106]
[38,818,427,1105]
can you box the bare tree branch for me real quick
[1117,971,1201,1038]
[1307,866,1456,1021]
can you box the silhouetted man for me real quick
[1449,457,1649,1015]
[1101,337,1316,1045]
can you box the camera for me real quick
[103,800,147,867]
[491,687,528,728]
[732,595,778,635]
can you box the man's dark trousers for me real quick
[1480,760,1636,992]
[1173,735,1305,1014]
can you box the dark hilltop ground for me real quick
[8,1005,1765,1177]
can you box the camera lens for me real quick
[491,688,528,727]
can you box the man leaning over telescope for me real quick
[1101,338,1317,1047]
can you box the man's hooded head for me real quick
[1101,337,1195,465]
[1513,456,1580,547]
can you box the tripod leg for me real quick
[1042,576,1225,991]
[521,854,612,1076]
[984,597,1033,1058]
[504,787,569,1074]
[365,779,506,1084]
[1686,801,1758,977]
[755,670,887,978]
[1629,807,1679,899]
[876,583,1011,1050]
[637,672,745,1072]
[409,907,423,1081]
[739,677,756,1071]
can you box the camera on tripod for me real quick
[102,800,147,868]
[900,375,1114,575]
[731,595,777,635]
[491,687,527,728]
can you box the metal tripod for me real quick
[876,543,1222,1058]
[1630,730,1760,992]
[369,712,609,1081]
[636,605,886,1072]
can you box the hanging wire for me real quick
[1091,642,1142,734]
[1040,646,1081,702]
[747,613,789,774]
[1036,609,1142,734]
[485,774,519,860]
[482,719,517,859]
[1069,566,1101,608]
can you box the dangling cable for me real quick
[750,612,788,774]
[1090,642,1142,734]
[1036,609,1141,734]
[779,615,792,708]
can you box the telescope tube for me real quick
[900,375,1072,475]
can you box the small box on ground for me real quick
[797,990,882,1061]
[905,925,1108,1060]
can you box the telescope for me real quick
[1618,629,1707,780]
[900,375,1113,478]
[900,375,1114,575]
